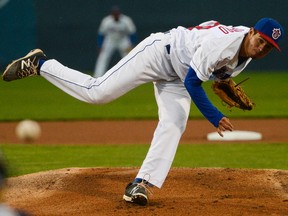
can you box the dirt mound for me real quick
[4,167,288,216]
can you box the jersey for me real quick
[169,21,251,82]
[98,14,136,47]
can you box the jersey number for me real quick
[188,21,243,34]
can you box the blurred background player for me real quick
[93,5,137,77]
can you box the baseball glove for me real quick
[211,78,254,110]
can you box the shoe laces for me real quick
[138,174,153,196]
[17,57,39,78]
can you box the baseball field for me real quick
[0,71,288,215]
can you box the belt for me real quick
[165,44,171,54]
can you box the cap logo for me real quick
[272,28,281,40]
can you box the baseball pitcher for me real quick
[2,17,284,206]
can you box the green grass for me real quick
[0,71,288,121]
[1,143,287,177]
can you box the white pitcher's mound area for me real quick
[3,167,288,216]
[207,130,262,141]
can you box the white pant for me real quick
[40,32,191,188]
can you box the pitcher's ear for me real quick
[249,27,256,35]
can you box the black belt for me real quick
[165,44,171,54]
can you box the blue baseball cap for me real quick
[254,18,284,51]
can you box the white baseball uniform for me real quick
[40,21,251,188]
[93,14,136,77]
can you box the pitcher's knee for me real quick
[172,117,188,133]
[175,122,187,134]
[85,89,114,104]
[162,120,187,135]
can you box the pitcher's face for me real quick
[241,28,273,59]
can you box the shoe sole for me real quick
[123,193,148,206]
[2,49,44,81]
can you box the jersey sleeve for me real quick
[98,16,109,35]
[125,16,136,34]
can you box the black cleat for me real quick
[123,183,149,206]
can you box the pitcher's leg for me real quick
[41,59,101,103]
[41,54,147,104]
[40,34,170,105]
[42,59,141,104]
[136,81,191,188]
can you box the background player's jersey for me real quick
[99,14,136,45]
[169,21,251,82]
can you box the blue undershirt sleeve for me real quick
[97,34,104,48]
[184,67,225,128]
[129,33,137,46]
